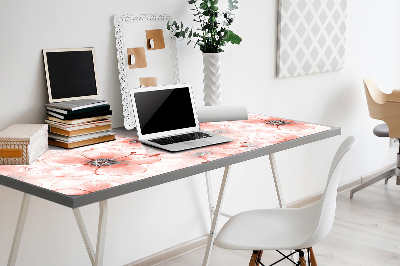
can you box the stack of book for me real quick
[45,99,115,149]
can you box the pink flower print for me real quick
[95,162,147,176]
[178,155,208,166]
[127,154,162,165]
[0,165,27,178]
[81,147,132,161]
[273,133,300,142]
[200,123,229,132]
[145,159,184,173]
[76,180,118,194]
[80,147,147,176]
[49,179,91,195]
[281,122,316,132]
[39,151,89,166]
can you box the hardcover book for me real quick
[48,135,115,149]
[46,115,112,125]
[44,99,108,111]
[48,130,114,143]
[49,124,112,137]
[47,109,112,120]
[45,119,111,131]
[46,104,110,115]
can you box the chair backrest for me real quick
[364,78,400,138]
[302,136,356,248]
[364,78,387,120]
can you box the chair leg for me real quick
[249,250,263,266]
[307,247,317,266]
[350,168,395,198]
[298,250,307,266]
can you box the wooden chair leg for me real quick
[249,250,263,266]
[308,247,318,266]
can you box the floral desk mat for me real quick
[0,114,331,195]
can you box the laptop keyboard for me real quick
[149,132,211,145]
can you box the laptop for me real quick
[130,84,232,152]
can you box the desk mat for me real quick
[0,114,331,196]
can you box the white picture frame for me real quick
[114,13,180,130]
[43,47,100,103]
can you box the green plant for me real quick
[167,0,242,53]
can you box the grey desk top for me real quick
[0,115,340,208]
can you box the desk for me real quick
[0,114,340,266]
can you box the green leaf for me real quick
[210,5,218,11]
[226,30,242,44]
[200,2,208,10]
[210,0,219,6]
[228,0,238,11]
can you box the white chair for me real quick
[214,136,357,266]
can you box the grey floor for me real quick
[160,178,400,266]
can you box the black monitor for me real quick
[43,48,99,103]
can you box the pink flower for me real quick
[95,163,147,176]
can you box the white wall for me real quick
[1,0,400,265]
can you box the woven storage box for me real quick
[0,124,48,165]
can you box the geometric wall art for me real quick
[277,0,347,78]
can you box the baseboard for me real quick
[127,163,396,265]
[360,163,396,183]
[125,235,208,266]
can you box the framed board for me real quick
[43,47,100,103]
[114,13,180,130]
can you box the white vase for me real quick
[202,53,222,106]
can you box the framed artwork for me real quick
[114,13,180,129]
[277,0,347,78]
[43,47,100,103]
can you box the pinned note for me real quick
[127,47,147,69]
[146,29,165,50]
[140,77,157,87]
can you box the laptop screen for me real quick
[134,86,196,135]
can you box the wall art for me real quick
[277,0,347,78]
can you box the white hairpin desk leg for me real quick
[205,171,214,222]
[73,208,95,265]
[202,166,231,266]
[269,153,286,208]
[95,200,108,266]
[74,200,108,266]
[8,193,31,266]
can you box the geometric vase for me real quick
[202,53,222,106]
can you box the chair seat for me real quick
[214,203,320,251]
[373,123,389,137]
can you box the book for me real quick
[47,109,112,120]
[49,124,112,137]
[44,99,108,111]
[46,115,111,125]
[49,130,113,143]
[46,104,110,115]
[45,119,111,131]
[48,135,116,149]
